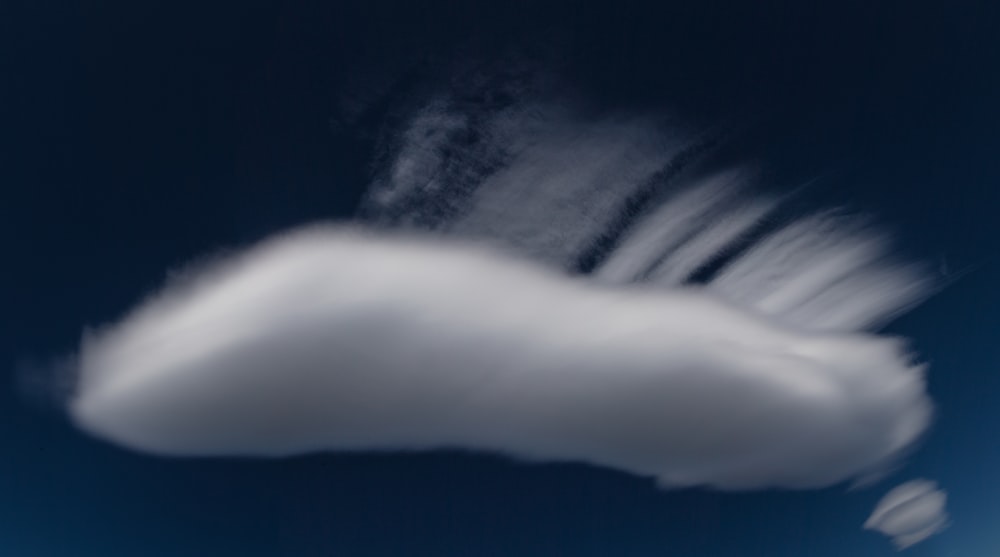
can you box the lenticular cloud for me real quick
[74,226,930,488]
[865,480,949,549]
[67,78,937,490]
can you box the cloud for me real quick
[865,479,949,549]
[70,225,932,490]
[65,65,938,497]
[359,80,932,333]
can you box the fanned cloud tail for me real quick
[360,87,933,333]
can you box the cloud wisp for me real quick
[360,85,932,333]
[71,225,932,490]
[865,479,949,549]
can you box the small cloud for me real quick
[865,479,949,549]
[59,74,938,496]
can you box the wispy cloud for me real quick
[361,83,933,332]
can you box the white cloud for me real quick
[65,68,938,498]
[865,479,949,549]
[70,225,932,490]
[361,89,933,333]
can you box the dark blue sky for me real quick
[3,1,1000,555]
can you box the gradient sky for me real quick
[3,1,1000,555]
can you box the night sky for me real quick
[4,1,1000,555]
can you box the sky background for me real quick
[3,0,1000,555]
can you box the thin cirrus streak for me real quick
[65,78,940,497]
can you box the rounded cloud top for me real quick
[72,226,932,490]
